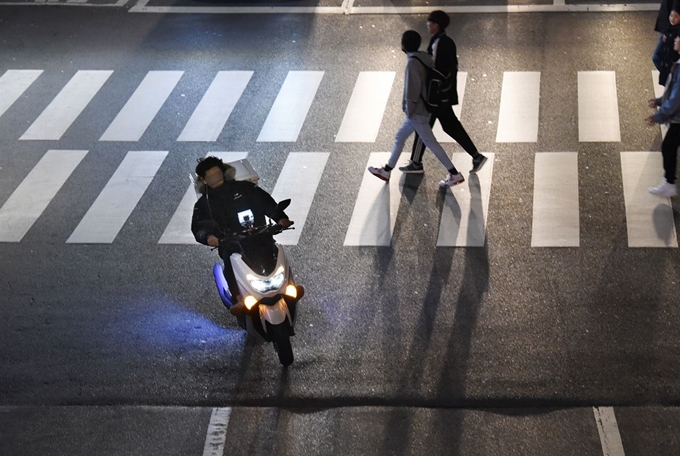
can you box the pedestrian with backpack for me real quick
[399,10,487,176]
[368,30,465,188]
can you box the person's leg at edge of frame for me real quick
[650,123,680,197]
[409,116,465,188]
[368,117,415,182]
[653,34,666,72]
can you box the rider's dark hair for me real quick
[195,156,226,178]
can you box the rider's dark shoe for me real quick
[230,301,248,317]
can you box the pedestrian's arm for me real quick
[653,82,680,122]
[404,62,423,118]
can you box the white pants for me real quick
[387,114,455,172]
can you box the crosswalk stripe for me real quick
[158,152,248,244]
[436,153,494,247]
[335,72,395,143]
[67,151,168,243]
[100,71,183,142]
[651,70,668,138]
[344,152,406,246]
[0,69,43,120]
[177,71,252,142]
[0,150,88,242]
[257,71,324,142]
[20,70,113,141]
[271,152,329,245]
[433,71,468,143]
[578,71,621,142]
[531,152,579,247]
[620,152,678,248]
[496,71,540,143]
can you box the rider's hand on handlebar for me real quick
[278,218,294,229]
[207,235,220,247]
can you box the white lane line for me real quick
[531,152,579,247]
[578,71,621,142]
[433,71,468,143]
[257,71,324,142]
[344,152,406,246]
[0,150,88,243]
[202,407,232,456]
[128,3,659,14]
[158,152,248,244]
[271,152,329,245]
[437,152,494,247]
[0,70,43,120]
[496,71,541,143]
[335,72,395,143]
[620,152,678,248]
[20,70,112,141]
[652,70,668,138]
[100,71,183,142]
[593,407,626,456]
[67,151,167,244]
[178,71,252,142]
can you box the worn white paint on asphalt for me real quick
[593,407,626,456]
[335,72,395,143]
[578,71,620,142]
[202,407,232,456]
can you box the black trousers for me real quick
[410,104,478,165]
[662,123,680,184]
[219,247,241,303]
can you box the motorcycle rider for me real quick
[191,156,294,315]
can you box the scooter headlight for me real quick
[248,272,285,293]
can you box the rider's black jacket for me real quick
[191,179,288,246]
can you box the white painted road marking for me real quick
[433,71,468,143]
[344,152,406,246]
[436,153,494,247]
[202,407,232,456]
[531,152,579,247]
[0,70,43,120]
[335,72,395,143]
[496,71,541,143]
[578,71,621,142]
[100,71,183,142]
[178,71,252,142]
[593,407,626,456]
[158,152,248,244]
[271,152,329,245]
[67,151,167,243]
[20,70,112,141]
[0,150,88,242]
[257,71,324,142]
[620,152,677,248]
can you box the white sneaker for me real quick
[368,166,390,182]
[439,173,465,188]
[648,179,678,197]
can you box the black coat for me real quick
[656,0,675,32]
[659,23,680,85]
[191,180,288,245]
[427,32,459,106]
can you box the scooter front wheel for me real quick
[269,322,294,366]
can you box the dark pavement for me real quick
[1,5,679,454]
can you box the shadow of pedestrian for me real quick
[652,203,678,246]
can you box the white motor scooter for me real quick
[201,159,304,366]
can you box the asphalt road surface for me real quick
[1,4,680,455]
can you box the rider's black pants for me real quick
[219,247,240,304]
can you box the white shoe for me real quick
[439,173,465,188]
[368,166,390,182]
[648,179,678,197]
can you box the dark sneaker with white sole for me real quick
[398,161,424,174]
[470,154,488,174]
